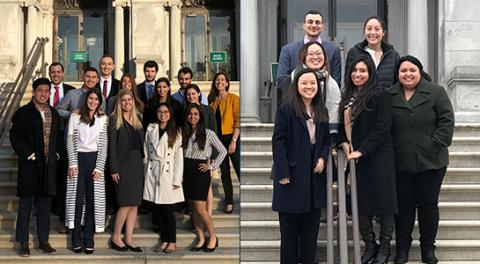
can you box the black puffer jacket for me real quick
[345,40,400,91]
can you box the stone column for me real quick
[169,1,181,80]
[407,0,428,70]
[113,1,125,79]
[26,3,37,52]
[240,0,260,122]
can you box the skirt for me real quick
[115,149,144,206]
[183,158,211,201]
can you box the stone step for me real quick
[240,184,480,202]
[241,202,480,221]
[241,167,480,185]
[241,137,271,152]
[240,124,274,138]
[243,262,480,264]
[240,220,480,240]
[450,137,480,152]
[0,227,239,249]
[240,240,480,262]
[0,167,17,182]
[0,247,239,263]
[241,152,480,168]
[0,211,239,230]
[454,123,480,137]
[0,155,17,167]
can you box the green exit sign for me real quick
[70,51,88,63]
[209,52,226,63]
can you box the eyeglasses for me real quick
[307,52,324,58]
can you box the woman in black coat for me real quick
[338,55,397,264]
[272,68,330,264]
[345,16,400,91]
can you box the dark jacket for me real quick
[10,101,64,197]
[96,78,120,111]
[108,115,145,175]
[338,90,397,215]
[271,104,330,213]
[345,40,400,91]
[390,79,454,174]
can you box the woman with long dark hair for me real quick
[182,104,226,253]
[338,55,397,264]
[143,77,182,127]
[66,88,108,254]
[208,72,240,214]
[144,102,184,253]
[272,68,330,264]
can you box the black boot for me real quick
[421,245,438,264]
[359,215,378,264]
[372,215,394,264]
[393,248,409,264]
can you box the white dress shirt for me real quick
[50,83,65,107]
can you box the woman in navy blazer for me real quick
[272,68,330,264]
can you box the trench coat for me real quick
[10,101,63,197]
[143,123,184,204]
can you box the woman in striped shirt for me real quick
[182,104,227,253]
[66,88,108,254]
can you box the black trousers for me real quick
[218,134,240,205]
[72,152,96,248]
[16,196,52,243]
[153,204,177,243]
[395,167,446,250]
[52,148,67,223]
[278,209,321,264]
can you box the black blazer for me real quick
[10,101,64,197]
[137,81,157,106]
[96,78,120,99]
[108,115,145,175]
[271,104,330,213]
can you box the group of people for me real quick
[10,55,240,257]
[272,10,454,264]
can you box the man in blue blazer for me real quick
[276,10,342,92]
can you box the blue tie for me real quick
[147,84,153,99]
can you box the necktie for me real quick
[103,80,108,98]
[53,86,60,107]
[147,84,153,100]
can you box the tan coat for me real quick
[143,123,184,204]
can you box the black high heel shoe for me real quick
[110,240,128,251]
[124,241,143,252]
[204,236,219,253]
[224,204,234,214]
[190,239,207,252]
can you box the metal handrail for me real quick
[0,37,49,144]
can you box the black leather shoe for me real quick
[204,236,219,253]
[421,247,438,264]
[190,240,207,251]
[361,240,378,264]
[72,246,82,253]
[110,240,128,251]
[18,242,30,257]
[124,241,143,252]
[394,249,409,264]
[84,248,94,254]
[39,242,57,255]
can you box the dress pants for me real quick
[154,204,177,243]
[72,152,96,248]
[278,209,321,264]
[16,196,52,243]
[395,167,446,250]
[219,134,240,205]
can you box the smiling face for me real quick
[351,61,369,88]
[121,76,133,90]
[185,87,200,104]
[364,18,385,47]
[297,72,318,101]
[178,72,192,89]
[305,44,325,70]
[157,105,171,125]
[120,94,134,113]
[214,74,229,93]
[398,61,421,90]
[99,56,114,77]
[144,67,157,82]
[303,14,324,39]
[157,81,170,98]
[33,84,51,105]
[83,70,99,89]
[49,65,64,85]
[188,107,200,127]
[86,92,100,112]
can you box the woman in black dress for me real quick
[182,104,226,253]
[108,88,145,252]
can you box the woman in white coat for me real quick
[143,102,184,253]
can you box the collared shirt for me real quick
[145,81,156,100]
[50,83,65,107]
[304,35,323,44]
[100,76,113,97]
[76,116,104,152]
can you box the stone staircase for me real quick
[240,123,480,263]
[0,135,239,263]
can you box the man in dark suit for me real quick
[276,10,342,95]
[96,55,120,110]
[137,60,158,106]
[10,78,64,257]
[48,62,75,234]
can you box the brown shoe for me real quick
[39,242,57,255]
[18,242,30,257]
